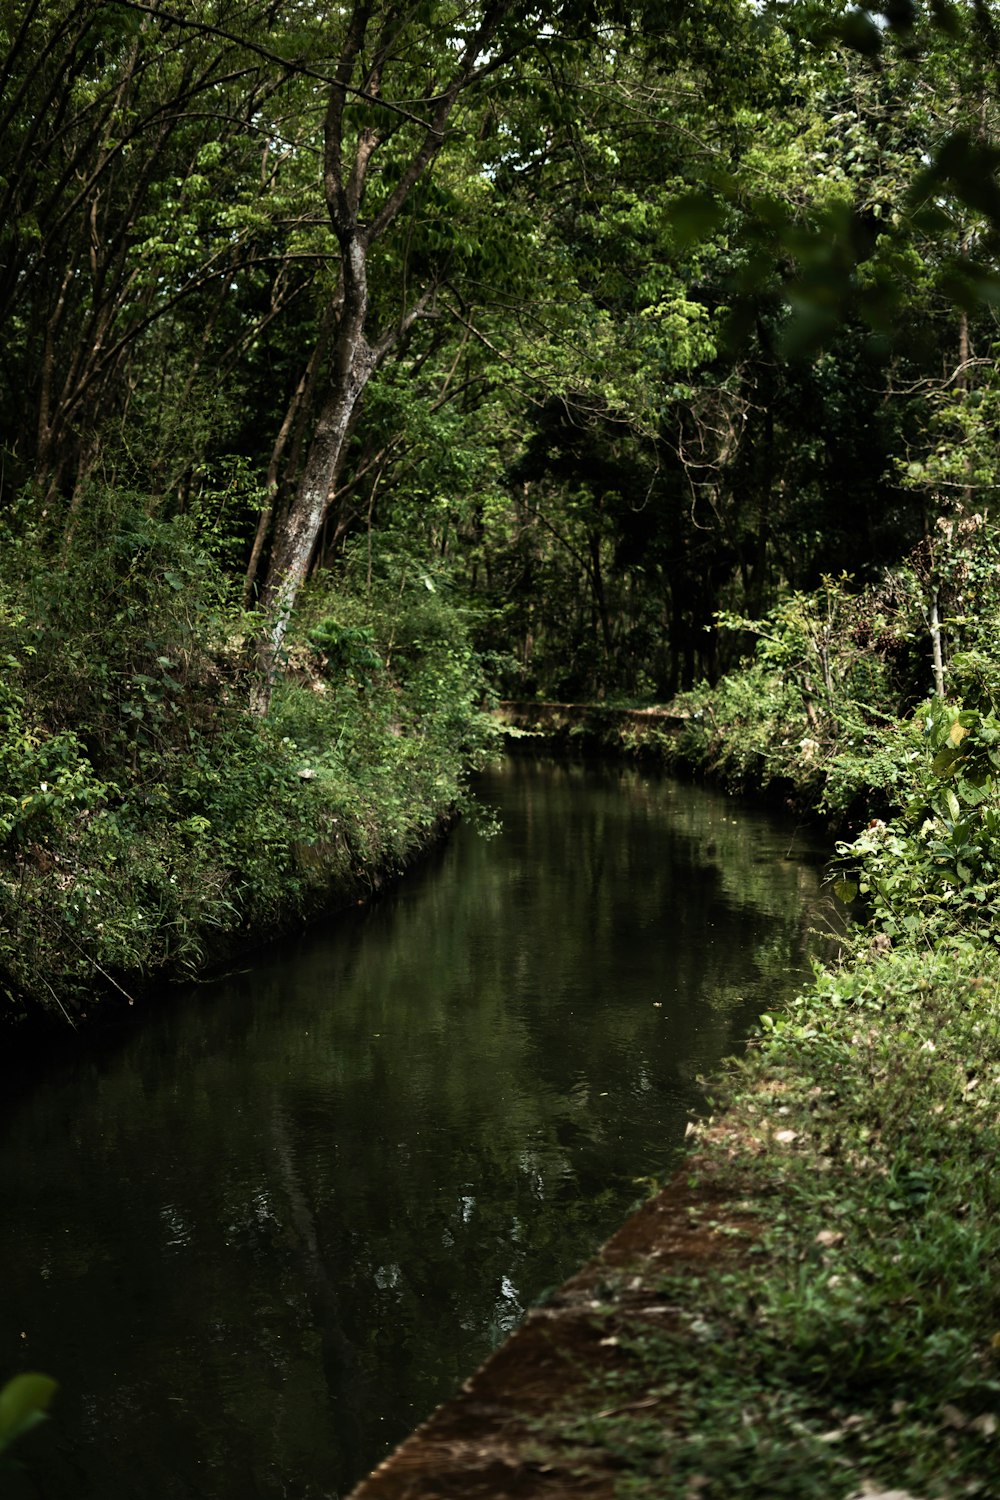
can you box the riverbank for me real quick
[345,683,1000,1498]
[0,504,498,1037]
[349,938,999,1500]
[0,703,483,1040]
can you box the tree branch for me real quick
[108,0,437,129]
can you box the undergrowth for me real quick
[0,496,499,1025]
[667,519,1000,828]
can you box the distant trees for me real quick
[442,0,1000,698]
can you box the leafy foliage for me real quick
[0,494,497,1023]
[669,577,916,816]
[838,698,1000,948]
[668,515,1000,824]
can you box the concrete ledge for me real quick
[494,701,688,741]
[347,1151,752,1500]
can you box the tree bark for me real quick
[257,265,376,687]
[929,588,946,698]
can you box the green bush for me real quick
[838,697,1000,949]
[0,495,499,1023]
[670,524,1000,825]
[671,578,911,818]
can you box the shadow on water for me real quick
[1,759,831,1499]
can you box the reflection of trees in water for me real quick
[0,762,824,1500]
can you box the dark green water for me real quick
[1,760,828,1499]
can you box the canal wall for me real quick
[346,1134,751,1500]
[494,700,688,758]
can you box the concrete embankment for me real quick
[347,1144,748,1500]
[494,700,688,756]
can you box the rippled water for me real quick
[1,759,828,1498]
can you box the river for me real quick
[1,759,828,1499]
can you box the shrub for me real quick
[0,495,499,1023]
[838,697,1000,950]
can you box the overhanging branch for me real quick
[107,0,439,130]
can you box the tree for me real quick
[0,0,315,508]
[255,2,566,692]
[252,0,772,698]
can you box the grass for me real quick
[524,940,1000,1497]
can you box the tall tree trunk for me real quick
[929,588,946,698]
[251,0,518,712]
[256,342,375,690]
[254,267,437,706]
[588,528,614,694]
[244,330,330,605]
[258,216,375,669]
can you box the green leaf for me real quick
[833,879,858,904]
[932,746,960,777]
[0,1374,58,1455]
[667,192,727,250]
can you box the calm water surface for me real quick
[1,760,828,1499]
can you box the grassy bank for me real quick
[520,940,1000,1498]
[0,498,498,1032]
[521,559,1000,1494]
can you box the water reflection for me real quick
[0,760,828,1499]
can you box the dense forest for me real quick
[3,0,1000,1018]
[7,6,1000,1496]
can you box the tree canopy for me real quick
[3,0,1000,700]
